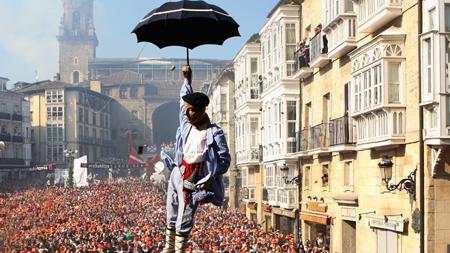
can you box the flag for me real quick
[128,146,144,164]
[73,155,88,187]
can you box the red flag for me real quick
[128,146,144,165]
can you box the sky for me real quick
[0,0,278,85]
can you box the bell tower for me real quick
[58,0,98,84]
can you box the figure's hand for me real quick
[182,65,192,83]
[197,178,212,190]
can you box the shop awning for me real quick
[300,211,329,225]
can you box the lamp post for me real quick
[64,149,78,188]
[378,156,417,199]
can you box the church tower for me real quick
[58,0,98,84]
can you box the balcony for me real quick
[296,124,330,154]
[293,50,313,79]
[0,112,10,120]
[248,147,260,161]
[310,123,330,150]
[353,108,405,150]
[11,114,22,121]
[323,0,356,28]
[12,135,23,143]
[356,0,402,33]
[0,158,24,165]
[0,133,11,142]
[309,31,330,68]
[324,16,357,58]
[278,189,297,209]
[296,128,309,152]
[329,115,356,152]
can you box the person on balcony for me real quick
[314,24,328,54]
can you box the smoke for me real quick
[0,0,62,83]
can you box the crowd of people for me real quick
[0,177,332,252]
[0,175,332,252]
[160,142,175,157]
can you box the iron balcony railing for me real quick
[329,115,355,146]
[0,158,24,165]
[310,123,329,150]
[296,128,309,152]
[11,114,23,121]
[0,133,11,142]
[296,123,330,152]
[0,112,10,120]
[12,135,23,143]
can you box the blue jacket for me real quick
[161,78,231,206]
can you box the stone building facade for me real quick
[0,78,32,169]
[18,81,112,167]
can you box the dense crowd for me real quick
[0,177,330,252]
[160,142,175,157]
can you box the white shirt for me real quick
[183,126,207,163]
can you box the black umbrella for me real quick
[132,0,240,65]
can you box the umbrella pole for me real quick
[186,47,190,66]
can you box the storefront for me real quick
[247,202,258,222]
[262,203,273,232]
[365,214,408,253]
[301,201,331,249]
[272,207,297,235]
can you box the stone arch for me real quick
[152,101,178,146]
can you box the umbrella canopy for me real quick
[132,0,240,64]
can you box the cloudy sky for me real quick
[0,0,278,85]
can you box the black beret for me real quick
[182,92,210,107]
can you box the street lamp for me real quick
[280,163,301,185]
[64,149,78,188]
[378,156,416,199]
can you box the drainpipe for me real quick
[297,0,304,244]
[417,0,424,252]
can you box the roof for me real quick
[245,33,261,44]
[0,77,9,81]
[98,70,143,85]
[15,80,109,99]
[90,58,230,66]
[267,0,300,18]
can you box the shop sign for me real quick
[341,207,357,221]
[307,201,327,213]
[367,215,407,232]
[300,211,329,225]
[272,207,296,218]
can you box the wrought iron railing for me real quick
[0,112,10,120]
[329,115,354,146]
[310,123,329,149]
[0,133,11,142]
[11,114,23,121]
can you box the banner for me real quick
[74,155,88,187]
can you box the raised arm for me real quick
[179,66,193,125]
